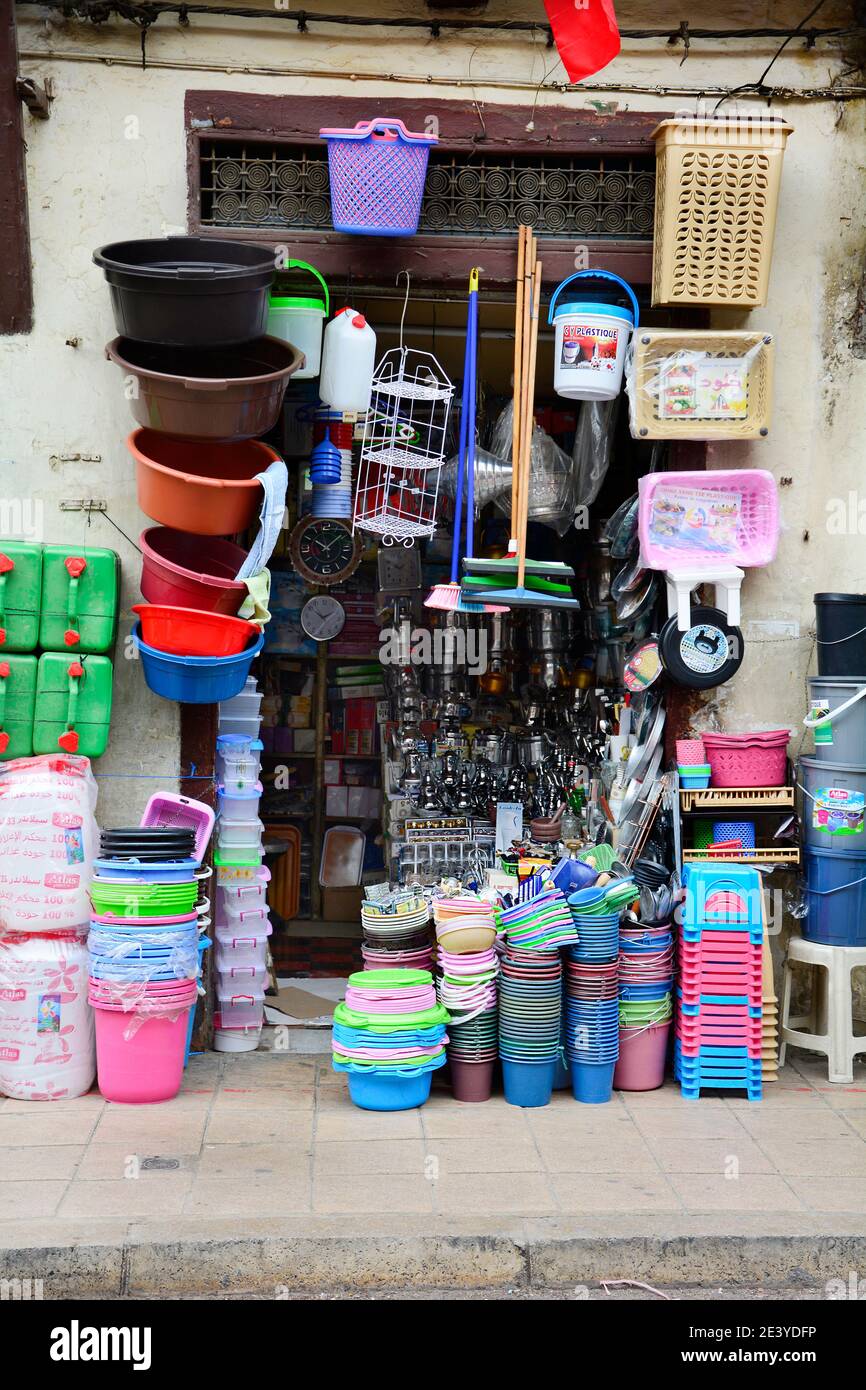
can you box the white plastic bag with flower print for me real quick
[0,928,95,1100]
[0,755,98,932]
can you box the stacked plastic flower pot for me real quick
[332,969,449,1111]
[615,918,674,1092]
[675,863,763,1101]
[213,681,271,1052]
[87,798,214,1103]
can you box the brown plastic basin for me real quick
[107,335,305,441]
[130,430,279,536]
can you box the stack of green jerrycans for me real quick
[0,541,118,760]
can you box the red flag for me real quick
[543,0,621,84]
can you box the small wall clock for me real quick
[300,595,346,643]
[288,516,363,587]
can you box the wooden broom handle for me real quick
[517,256,542,591]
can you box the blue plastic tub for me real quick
[134,625,264,704]
[346,1069,433,1111]
[184,936,210,1067]
[570,1060,616,1104]
[803,846,866,945]
[93,857,199,882]
[501,1059,556,1108]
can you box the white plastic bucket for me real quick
[548,271,639,402]
[266,260,328,381]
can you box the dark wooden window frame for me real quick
[185,91,669,290]
[1,0,33,334]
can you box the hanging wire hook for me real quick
[396,270,411,353]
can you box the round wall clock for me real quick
[288,516,363,587]
[300,595,346,643]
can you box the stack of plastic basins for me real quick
[213,677,270,1051]
[676,863,763,1102]
[801,594,866,946]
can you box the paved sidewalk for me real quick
[2,1049,866,1295]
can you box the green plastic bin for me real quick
[39,545,119,653]
[0,540,42,652]
[33,652,113,758]
[0,655,37,759]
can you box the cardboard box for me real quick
[326,785,349,817]
[323,759,342,786]
[293,728,316,753]
[321,885,364,922]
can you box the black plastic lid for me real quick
[814,593,866,604]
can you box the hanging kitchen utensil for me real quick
[658,603,743,689]
[615,571,658,625]
[623,697,665,784]
[622,637,663,693]
[611,552,647,601]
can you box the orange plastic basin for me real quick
[129,429,278,535]
[131,604,259,657]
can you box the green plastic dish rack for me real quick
[0,655,37,759]
[39,545,119,653]
[0,541,43,652]
[33,652,113,758]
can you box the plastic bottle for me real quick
[318,307,377,413]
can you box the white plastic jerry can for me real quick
[318,307,377,413]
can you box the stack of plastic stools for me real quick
[676,863,763,1102]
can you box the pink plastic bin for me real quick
[638,470,779,570]
[141,792,215,862]
[614,1022,671,1092]
[676,739,706,766]
[704,732,789,788]
[93,1001,191,1103]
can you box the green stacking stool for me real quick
[39,545,119,653]
[33,652,113,758]
[0,541,43,652]
[0,655,37,759]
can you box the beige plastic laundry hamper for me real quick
[651,116,793,308]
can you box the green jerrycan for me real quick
[0,655,37,759]
[33,652,113,758]
[39,546,119,653]
[0,540,43,652]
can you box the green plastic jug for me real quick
[0,540,43,652]
[0,655,37,760]
[33,652,113,758]
[39,545,119,653]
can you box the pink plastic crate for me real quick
[638,469,779,569]
[704,733,789,788]
[676,739,706,766]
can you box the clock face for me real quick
[301,595,346,642]
[290,518,362,586]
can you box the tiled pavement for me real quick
[2,1050,866,1224]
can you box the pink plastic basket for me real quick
[676,739,706,766]
[704,734,789,788]
[320,119,437,236]
[638,469,779,570]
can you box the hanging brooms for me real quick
[460,225,579,610]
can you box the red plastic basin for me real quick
[130,429,277,536]
[132,604,259,657]
[139,527,248,615]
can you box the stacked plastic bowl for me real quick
[433,893,497,955]
[332,969,449,1111]
[361,892,433,970]
[614,920,674,1093]
[88,820,211,1102]
[497,944,562,1108]
[436,946,498,1102]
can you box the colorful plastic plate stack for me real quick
[436,946,498,1103]
[497,944,562,1108]
[615,921,674,1093]
[497,883,578,951]
[433,893,497,954]
[360,893,433,963]
[332,969,449,1111]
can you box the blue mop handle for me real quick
[465,268,479,562]
[449,272,476,585]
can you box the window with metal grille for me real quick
[199,139,655,238]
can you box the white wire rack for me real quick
[353,347,454,547]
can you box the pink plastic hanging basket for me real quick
[319,119,437,237]
[638,469,780,570]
